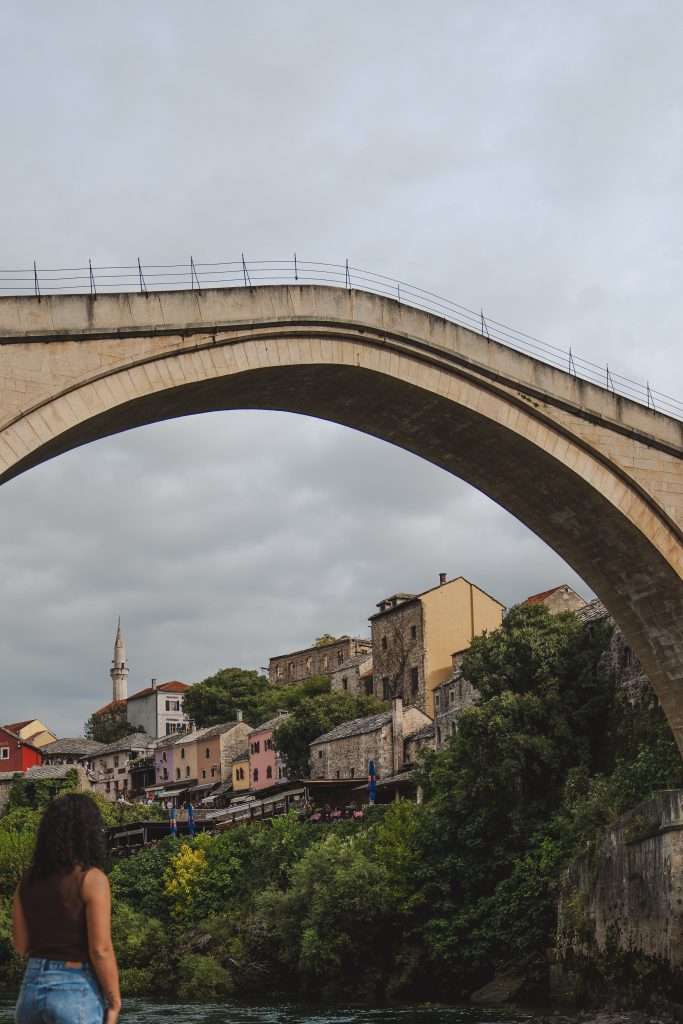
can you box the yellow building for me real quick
[370,573,505,717]
[231,750,250,791]
[3,719,57,749]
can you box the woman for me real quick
[12,793,122,1024]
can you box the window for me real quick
[342,676,348,691]
[318,749,323,759]
[205,747,210,759]
[211,767,216,777]
[288,661,295,677]
[162,751,167,761]
[381,636,388,650]
[186,766,190,777]
[163,768,168,780]
[458,681,463,699]
[166,699,180,712]
[350,767,355,778]
[253,768,259,783]
[410,624,417,640]
[624,645,633,667]
[0,747,9,760]
[105,781,111,793]
[449,688,455,706]
[202,769,206,779]
[267,766,273,779]
[337,650,344,665]
[336,770,340,779]
[113,755,119,767]
[250,740,261,755]
[434,693,441,713]
[382,676,391,700]
[276,664,283,679]
[176,768,181,780]
[181,748,185,760]
[305,656,312,673]
[322,656,329,671]
[410,667,419,695]
[436,726,441,744]
[365,677,374,697]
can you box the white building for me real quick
[126,680,192,739]
[85,732,154,801]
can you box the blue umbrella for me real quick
[368,759,377,805]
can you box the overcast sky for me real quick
[1,1,682,735]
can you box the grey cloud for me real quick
[0,0,680,732]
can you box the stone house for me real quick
[269,636,372,685]
[125,680,192,739]
[249,713,290,790]
[369,573,504,717]
[403,722,436,765]
[41,738,104,768]
[433,650,480,748]
[523,583,587,616]
[85,732,153,801]
[578,598,650,702]
[330,653,374,696]
[309,698,432,782]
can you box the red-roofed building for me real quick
[3,719,57,749]
[523,584,587,616]
[126,680,192,739]
[0,727,43,772]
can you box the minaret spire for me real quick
[110,617,129,702]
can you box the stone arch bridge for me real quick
[1,286,682,748]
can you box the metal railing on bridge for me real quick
[0,256,680,420]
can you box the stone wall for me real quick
[330,655,373,695]
[558,789,683,967]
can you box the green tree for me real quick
[182,667,270,727]
[314,634,339,646]
[184,667,333,729]
[84,713,140,745]
[273,691,388,777]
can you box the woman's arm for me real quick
[11,888,30,956]
[82,868,122,1024]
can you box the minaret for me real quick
[110,617,129,702]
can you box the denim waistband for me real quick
[26,958,92,973]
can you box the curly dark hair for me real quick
[28,793,107,880]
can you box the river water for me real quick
[0,999,532,1024]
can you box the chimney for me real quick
[151,678,158,690]
[391,696,404,776]
[236,709,243,722]
[439,572,447,586]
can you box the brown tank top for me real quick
[20,867,90,962]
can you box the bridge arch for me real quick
[1,285,683,747]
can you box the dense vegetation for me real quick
[1,605,680,1004]
[183,667,387,776]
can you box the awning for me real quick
[188,782,218,796]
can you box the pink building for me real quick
[248,712,289,791]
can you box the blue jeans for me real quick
[15,959,106,1024]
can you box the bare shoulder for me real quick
[81,867,110,899]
